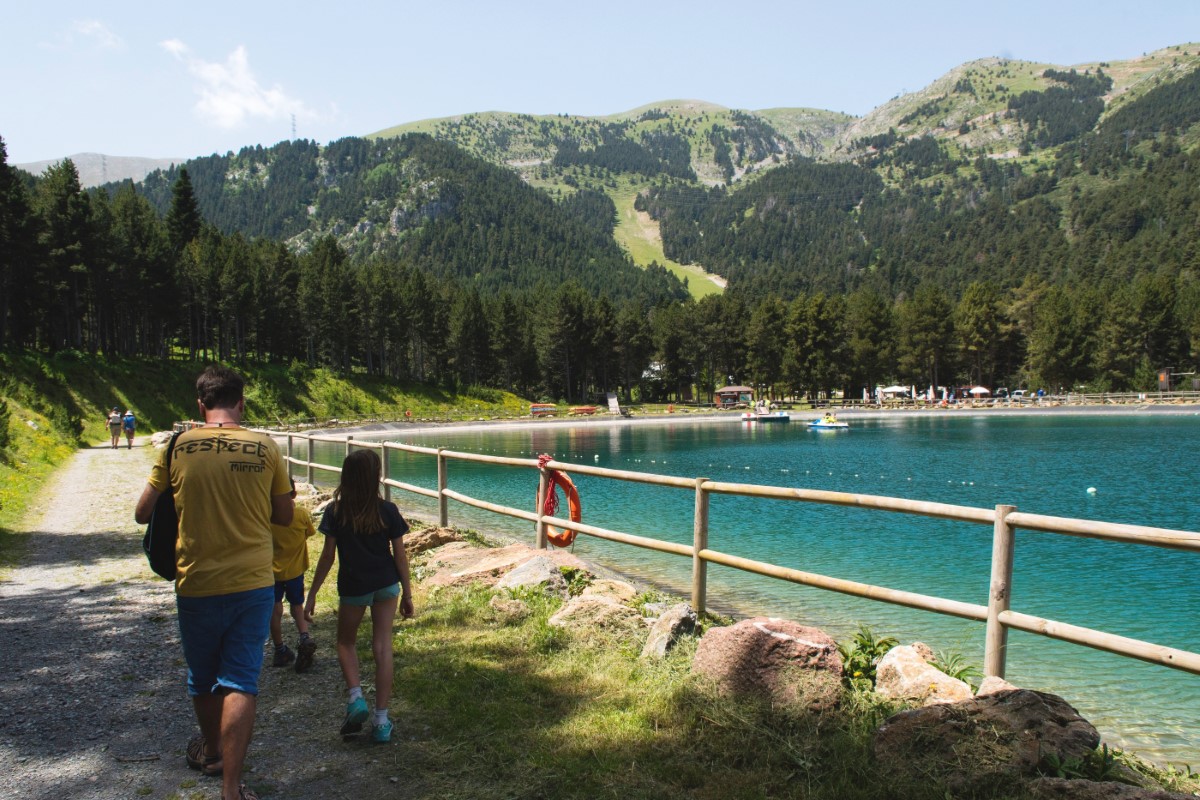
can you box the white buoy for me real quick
[1087,487,1097,495]
[594,454,599,461]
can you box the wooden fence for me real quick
[280,431,1200,683]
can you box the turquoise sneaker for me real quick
[372,719,393,743]
[340,697,369,735]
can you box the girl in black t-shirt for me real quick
[304,449,413,744]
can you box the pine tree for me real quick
[166,168,202,255]
[0,136,39,350]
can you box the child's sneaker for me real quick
[272,644,295,667]
[372,719,393,743]
[295,637,316,673]
[340,697,369,735]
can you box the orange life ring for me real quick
[405,409,412,417]
[541,468,582,548]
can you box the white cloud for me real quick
[74,20,124,50]
[41,19,125,51]
[161,40,313,130]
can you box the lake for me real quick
[299,410,1200,764]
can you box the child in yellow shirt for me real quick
[270,480,317,671]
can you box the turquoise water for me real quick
[301,413,1200,764]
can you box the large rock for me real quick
[640,603,697,659]
[875,643,974,705]
[1025,777,1192,800]
[403,526,464,557]
[548,596,642,632]
[487,595,530,624]
[580,579,637,603]
[422,542,588,588]
[872,689,1102,795]
[691,617,843,713]
[495,555,567,596]
[976,675,1020,696]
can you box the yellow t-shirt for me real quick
[148,426,291,597]
[272,505,314,582]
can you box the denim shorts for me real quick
[340,582,400,607]
[177,586,273,696]
[274,574,305,605]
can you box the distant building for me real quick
[715,385,754,408]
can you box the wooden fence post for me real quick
[535,469,549,549]
[306,435,314,486]
[345,435,353,459]
[692,477,710,616]
[437,448,448,527]
[381,443,391,502]
[985,504,1017,678]
[285,434,293,482]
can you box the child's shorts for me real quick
[274,574,305,605]
[340,582,400,607]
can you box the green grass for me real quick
[607,181,723,300]
[311,569,902,799]
[0,400,74,572]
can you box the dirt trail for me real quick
[0,440,423,800]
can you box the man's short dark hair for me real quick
[196,365,245,410]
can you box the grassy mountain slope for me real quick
[837,44,1200,159]
[369,102,855,298]
[370,100,852,185]
[635,43,1200,304]
[359,47,1198,298]
[132,135,688,304]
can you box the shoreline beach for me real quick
[311,399,1200,440]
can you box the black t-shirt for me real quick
[317,500,408,597]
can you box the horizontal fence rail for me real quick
[278,431,1200,683]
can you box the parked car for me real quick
[1010,389,1027,399]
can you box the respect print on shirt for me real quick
[173,435,272,472]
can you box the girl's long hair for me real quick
[331,450,385,534]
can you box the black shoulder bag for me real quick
[142,430,183,580]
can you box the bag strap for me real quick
[164,429,184,488]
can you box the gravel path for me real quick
[0,440,427,800]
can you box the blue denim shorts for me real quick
[177,586,273,696]
[340,582,400,607]
[274,574,305,605]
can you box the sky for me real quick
[2,1,1198,165]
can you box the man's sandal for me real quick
[228,783,259,800]
[185,734,224,777]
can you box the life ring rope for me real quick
[537,453,582,548]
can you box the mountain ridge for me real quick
[19,43,1199,191]
[13,152,181,188]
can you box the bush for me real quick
[0,399,10,452]
[48,405,83,443]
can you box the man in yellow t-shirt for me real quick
[268,480,317,672]
[135,366,292,800]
